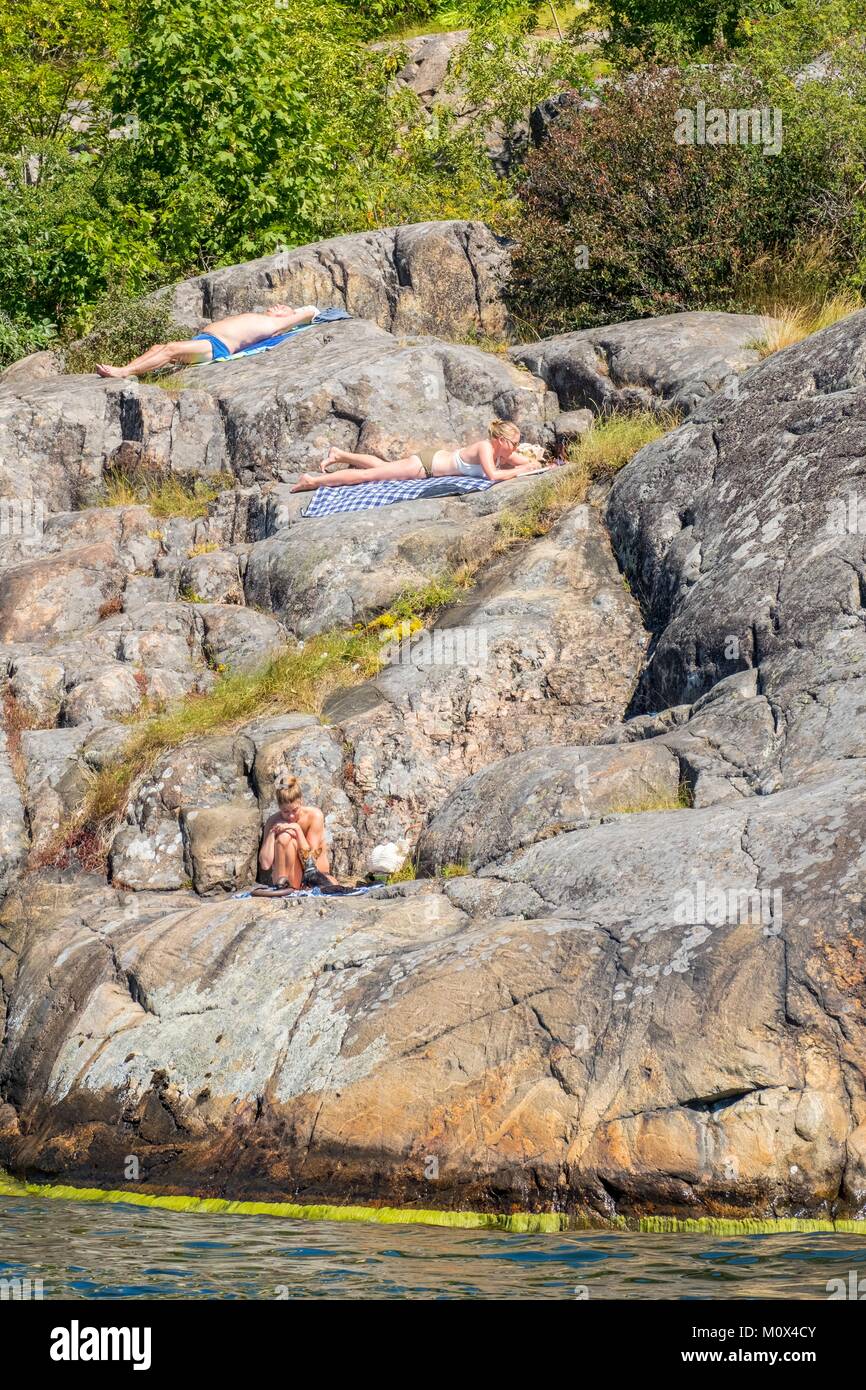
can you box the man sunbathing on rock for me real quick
[258,775,337,890]
[95,303,319,378]
[290,419,546,491]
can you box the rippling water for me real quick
[2,1194,864,1299]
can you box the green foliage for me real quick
[0,0,129,154]
[0,312,56,369]
[577,0,748,60]
[63,282,185,373]
[110,0,402,270]
[510,41,866,334]
[448,17,593,136]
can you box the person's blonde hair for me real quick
[275,774,302,806]
[489,419,521,445]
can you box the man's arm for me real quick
[268,304,318,327]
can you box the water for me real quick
[1,1193,863,1299]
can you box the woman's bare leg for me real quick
[292,457,423,492]
[96,338,213,379]
[272,831,302,888]
[322,446,386,472]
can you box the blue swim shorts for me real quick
[192,332,232,361]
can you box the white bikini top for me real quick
[453,448,485,478]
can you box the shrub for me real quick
[0,311,56,369]
[510,58,866,335]
[63,284,187,374]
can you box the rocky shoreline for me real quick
[2,220,865,1222]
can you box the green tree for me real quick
[0,0,129,161]
[110,0,404,271]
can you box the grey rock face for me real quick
[606,308,866,796]
[1,765,865,1218]
[417,740,680,871]
[0,319,553,509]
[510,312,774,417]
[164,220,511,340]
[0,731,27,895]
[4,275,866,1221]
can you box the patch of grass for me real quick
[573,410,680,478]
[457,329,511,356]
[2,690,33,791]
[749,292,863,359]
[188,542,219,557]
[440,861,470,878]
[608,781,693,815]
[373,569,477,627]
[496,410,677,547]
[179,586,206,604]
[50,572,477,868]
[96,465,235,520]
[496,459,590,545]
[386,859,417,884]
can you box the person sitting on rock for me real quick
[290,419,546,491]
[95,303,319,378]
[258,775,336,890]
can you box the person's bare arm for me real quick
[304,809,329,866]
[259,815,278,872]
[266,304,317,326]
[477,441,538,482]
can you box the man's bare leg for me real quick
[96,338,213,379]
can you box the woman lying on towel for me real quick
[290,419,544,491]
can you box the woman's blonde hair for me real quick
[275,774,302,806]
[489,419,521,445]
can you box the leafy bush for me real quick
[510,53,866,334]
[0,311,57,369]
[575,0,749,61]
[63,284,186,374]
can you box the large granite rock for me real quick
[327,502,649,858]
[4,280,866,1223]
[510,312,774,417]
[105,497,647,891]
[0,318,553,509]
[164,220,511,340]
[1,764,865,1218]
[605,307,866,797]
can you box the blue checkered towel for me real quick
[302,475,494,518]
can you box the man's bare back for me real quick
[204,307,314,353]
